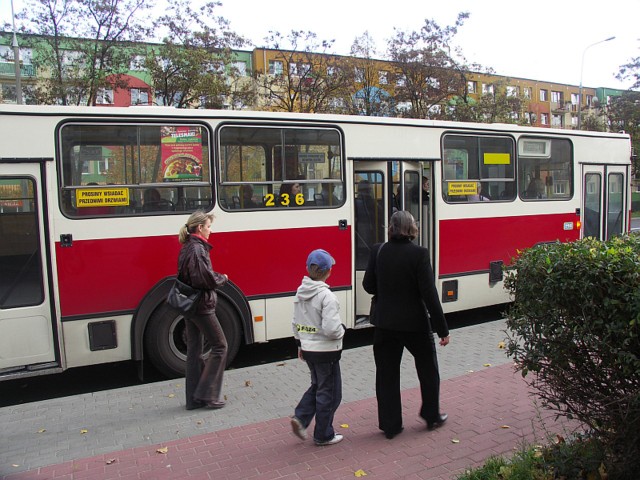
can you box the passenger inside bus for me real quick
[143,188,174,212]
[524,170,545,199]
[279,182,302,206]
[239,184,259,208]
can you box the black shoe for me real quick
[384,427,404,439]
[186,400,205,411]
[427,413,448,430]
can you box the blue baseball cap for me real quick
[306,249,335,271]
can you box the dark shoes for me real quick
[426,413,448,430]
[188,398,225,410]
[384,427,404,439]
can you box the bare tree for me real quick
[147,0,246,108]
[336,31,393,116]
[387,12,474,119]
[16,0,153,105]
[256,30,347,113]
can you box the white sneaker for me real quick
[290,416,307,440]
[314,434,343,446]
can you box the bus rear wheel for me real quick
[144,298,242,378]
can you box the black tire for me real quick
[144,298,242,378]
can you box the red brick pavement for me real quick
[2,363,574,480]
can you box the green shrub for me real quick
[504,236,640,479]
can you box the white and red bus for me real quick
[0,105,632,380]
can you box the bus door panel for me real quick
[0,162,59,376]
[352,160,421,324]
[582,165,628,240]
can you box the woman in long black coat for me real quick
[363,210,450,439]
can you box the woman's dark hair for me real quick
[388,210,418,240]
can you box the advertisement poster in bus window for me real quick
[161,126,203,182]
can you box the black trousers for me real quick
[184,311,228,409]
[373,327,441,434]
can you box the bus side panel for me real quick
[55,225,352,317]
[438,213,580,276]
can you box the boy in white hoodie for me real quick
[290,249,346,446]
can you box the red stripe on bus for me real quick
[55,226,352,317]
[438,213,580,276]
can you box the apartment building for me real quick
[0,32,618,130]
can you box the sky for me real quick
[2,0,639,90]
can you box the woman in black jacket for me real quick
[363,210,450,439]
[177,210,229,410]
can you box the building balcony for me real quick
[0,61,36,77]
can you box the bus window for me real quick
[0,178,44,308]
[218,126,344,210]
[518,137,572,201]
[442,135,515,203]
[354,171,384,269]
[584,173,602,238]
[607,173,624,239]
[59,124,212,217]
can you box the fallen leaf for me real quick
[498,341,506,349]
[12,464,19,468]
[354,469,367,477]
[80,429,88,434]
[340,423,349,429]
[467,370,475,373]
[483,363,492,367]
[105,458,116,465]
[245,380,252,387]
[37,429,46,433]
[197,421,202,425]
[167,394,175,398]
[451,438,460,443]
[277,362,286,366]
[156,447,168,454]
[500,425,511,429]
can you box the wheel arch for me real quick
[131,277,254,363]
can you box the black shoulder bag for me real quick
[166,277,202,316]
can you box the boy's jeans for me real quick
[294,359,342,442]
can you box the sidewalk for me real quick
[0,319,571,479]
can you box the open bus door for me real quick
[582,164,628,240]
[0,161,61,379]
[353,160,423,326]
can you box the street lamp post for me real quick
[10,0,23,105]
[577,36,615,130]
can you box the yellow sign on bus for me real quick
[447,181,479,196]
[76,188,130,208]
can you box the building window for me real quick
[551,114,562,127]
[327,66,336,76]
[379,71,388,85]
[586,95,593,106]
[131,88,149,105]
[482,83,494,95]
[540,113,549,125]
[130,55,145,71]
[354,68,364,83]
[96,88,114,105]
[268,60,283,75]
[571,115,578,127]
[289,63,298,76]
[539,89,548,101]
[523,87,532,99]
[1,83,17,103]
[571,93,580,105]
[467,81,477,93]
[396,75,406,87]
[232,61,247,76]
[506,86,518,97]
[551,91,562,103]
